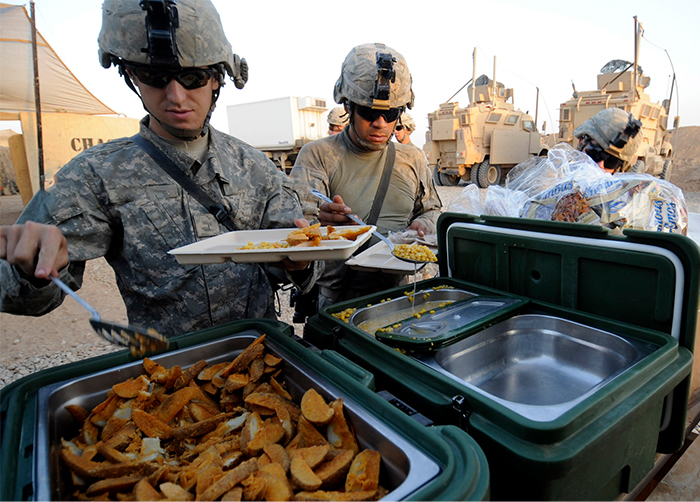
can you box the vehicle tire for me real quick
[661,159,673,180]
[439,171,461,186]
[470,159,501,188]
[433,165,443,186]
[630,159,645,174]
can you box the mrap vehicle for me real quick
[556,17,678,179]
[424,50,548,188]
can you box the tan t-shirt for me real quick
[289,128,442,298]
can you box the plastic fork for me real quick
[50,276,169,357]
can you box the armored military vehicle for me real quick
[424,51,548,187]
[556,17,677,179]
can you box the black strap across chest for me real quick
[131,134,238,231]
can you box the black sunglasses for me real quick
[128,66,216,90]
[395,125,404,131]
[580,136,624,171]
[355,104,402,123]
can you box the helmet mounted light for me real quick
[610,115,642,149]
[372,52,397,110]
[606,114,642,161]
[140,0,180,67]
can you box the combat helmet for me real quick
[327,107,350,126]
[98,0,248,139]
[573,108,643,171]
[398,112,416,132]
[333,43,414,111]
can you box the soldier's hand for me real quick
[0,221,69,279]
[407,220,429,237]
[318,194,358,225]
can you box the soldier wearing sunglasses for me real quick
[573,108,643,174]
[289,43,442,308]
[393,112,417,147]
[0,0,319,338]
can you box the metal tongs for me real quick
[310,188,432,264]
[51,276,169,357]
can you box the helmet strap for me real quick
[347,104,387,152]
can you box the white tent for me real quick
[0,2,116,119]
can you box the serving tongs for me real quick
[310,188,431,265]
[51,276,169,357]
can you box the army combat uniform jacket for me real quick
[289,128,442,302]
[1,119,313,337]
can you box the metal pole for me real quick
[632,16,640,103]
[30,0,45,191]
[470,48,477,105]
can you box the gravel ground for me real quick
[1,186,699,390]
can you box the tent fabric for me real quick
[0,3,116,118]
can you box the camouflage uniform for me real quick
[0,119,313,337]
[289,127,441,301]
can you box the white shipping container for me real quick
[227,96,327,151]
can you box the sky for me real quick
[6,0,700,148]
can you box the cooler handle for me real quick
[318,350,376,390]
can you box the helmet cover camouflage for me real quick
[333,43,414,110]
[327,107,350,126]
[573,108,643,168]
[399,112,416,132]
[98,0,247,88]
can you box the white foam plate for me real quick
[169,225,375,264]
[345,241,432,274]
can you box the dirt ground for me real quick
[1,141,700,366]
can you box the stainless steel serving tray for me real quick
[35,330,440,500]
[349,288,477,336]
[413,314,660,422]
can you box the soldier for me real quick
[393,111,417,146]
[573,108,643,174]
[327,106,349,135]
[289,43,442,307]
[0,0,318,338]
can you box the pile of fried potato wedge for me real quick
[59,335,386,501]
[285,224,372,247]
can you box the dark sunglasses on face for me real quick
[395,125,404,131]
[355,104,402,123]
[128,66,216,90]
[579,136,624,171]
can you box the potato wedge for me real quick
[301,389,334,426]
[290,455,322,492]
[198,458,258,502]
[314,450,354,490]
[133,478,163,501]
[289,445,330,470]
[294,489,378,501]
[345,450,381,492]
[326,399,359,455]
[258,463,294,501]
[85,474,142,497]
[132,409,172,439]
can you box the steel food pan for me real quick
[35,330,440,500]
[414,314,659,422]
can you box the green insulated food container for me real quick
[0,319,490,501]
[304,213,698,500]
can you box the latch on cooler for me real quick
[377,390,434,427]
[453,395,472,432]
